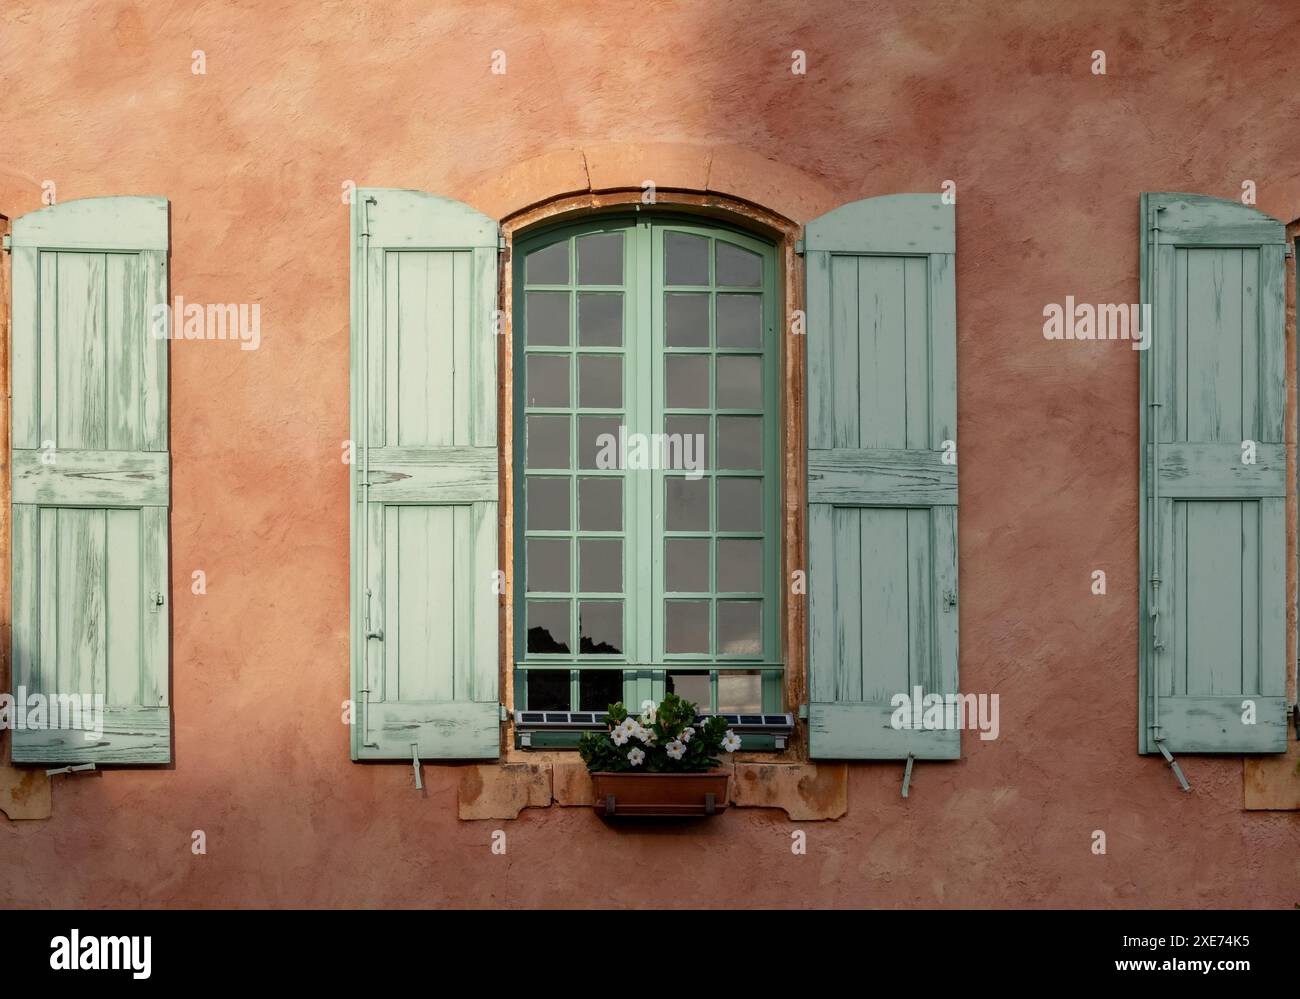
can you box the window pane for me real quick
[717,601,761,655]
[715,241,761,287]
[665,538,709,592]
[663,415,709,471]
[716,294,761,348]
[577,232,623,285]
[526,415,570,469]
[526,538,570,592]
[527,354,569,408]
[716,354,761,409]
[717,415,761,469]
[527,669,570,710]
[665,476,709,531]
[527,602,571,654]
[665,354,709,409]
[717,538,762,593]
[526,291,569,346]
[580,670,623,711]
[717,670,762,713]
[579,539,622,593]
[578,292,622,346]
[665,293,709,347]
[667,671,711,713]
[578,416,622,469]
[664,232,709,285]
[579,477,621,531]
[579,355,622,409]
[716,478,761,532]
[666,600,710,654]
[527,476,569,531]
[526,242,568,285]
[579,601,623,654]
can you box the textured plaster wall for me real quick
[1,0,1299,907]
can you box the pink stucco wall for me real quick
[2,0,1299,907]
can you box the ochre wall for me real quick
[2,0,1299,907]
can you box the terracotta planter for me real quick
[590,769,730,817]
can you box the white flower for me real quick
[619,717,638,736]
[665,740,685,760]
[634,723,655,745]
[640,699,657,720]
[681,726,695,743]
[611,727,629,747]
[627,747,646,767]
[722,730,741,753]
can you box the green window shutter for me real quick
[10,196,171,764]
[1140,193,1289,754]
[805,194,959,759]
[350,189,501,760]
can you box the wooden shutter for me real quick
[805,195,959,759]
[350,189,501,760]
[1139,193,1289,754]
[10,197,171,763]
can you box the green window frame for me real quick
[512,214,783,717]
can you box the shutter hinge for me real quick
[1,234,10,253]
[497,231,506,253]
[1285,242,1294,258]
[794,238,806,257]
[499,703,508,721]
[797,703,809,720]
[1155,741,1191,792]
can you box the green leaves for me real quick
[578,693,729,774]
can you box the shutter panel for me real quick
[805,195,959,759]
[10,196,171,763]
[350,189,501,760]
[1139,193,1289,754]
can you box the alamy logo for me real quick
[151,296,261,351]
[595,426,705,479]
[50,930,151,979]
[0,687,103,741]
[889,687,1000,741]
[1042,297,1151,350]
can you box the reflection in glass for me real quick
[715,241,762,287]
[716,478,761,532]
[664,231,709,285]
[580,670,623,711]
[717,671,762,713]
[527,601,570,654]
[526,477,569,531]
[526,291,569,346]
[527,354,569,408]
[666,600,710,654]
[665,293,709,347]
[579,477,622,531]
[579,538,622,593]
[716,538,762,593]
[526,242,568,285]
[577,232,623,285]
[526,415,570,469]
[578,293,622,346]
[667,671,711,713]
[579,601,623,654]
[717,601,761,655]
[527,668,570,710]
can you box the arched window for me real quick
[513,215,782,715]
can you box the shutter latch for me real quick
[149,590,165,612]
[45,762,96,778]
[794,238,806,257]
[943,588,957,610]
[1,234,10,253]
[1155,741,1191,793]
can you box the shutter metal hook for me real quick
[45,762,96,778]
[1156,742,1191,792]
[901,753,915,798]
[411,744,423,791]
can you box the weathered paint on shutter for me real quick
[1139,193,1288,754]
[10,196,171,763]
[805,194,959,759]
[350,189,501,760]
